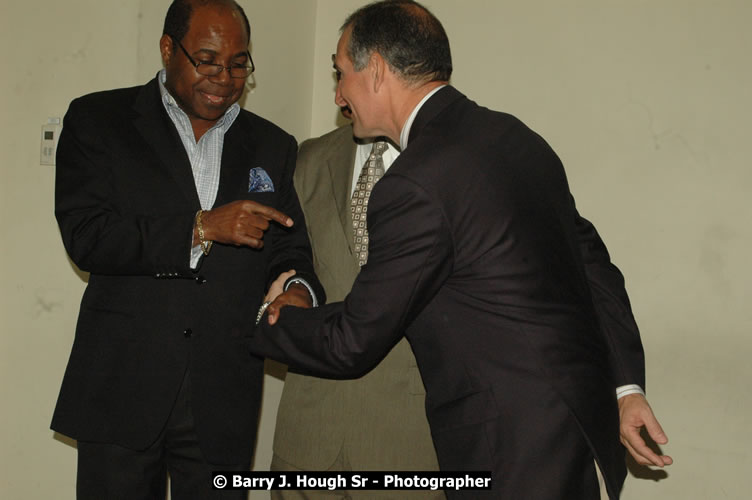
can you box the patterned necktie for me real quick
[351,140,388,267]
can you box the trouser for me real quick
[76,371,250,500]
[270,452,446,500]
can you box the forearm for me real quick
[252,293,411,379]
[574,206,646,387]
[251,175,453,380]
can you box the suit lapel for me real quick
[326,130,358,256]
[215,112,255,207]
[132,78,200,210]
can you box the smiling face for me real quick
[333,29,383,139]
[160,3,249,139]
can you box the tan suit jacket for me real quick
[272,125,441,477]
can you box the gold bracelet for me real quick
[195,209,213,256]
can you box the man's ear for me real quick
[369,52,386,93]
[159,34,173,67]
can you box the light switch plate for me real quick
[40,118,62,166]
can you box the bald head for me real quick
[163,0,251,45]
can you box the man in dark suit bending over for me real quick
[52,1,321,498]
[252,1,670,498]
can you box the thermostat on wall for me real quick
[40,117,62,166]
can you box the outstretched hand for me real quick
[619,393,673,467]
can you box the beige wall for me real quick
[1,1,749,499]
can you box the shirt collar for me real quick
[399,84,446,151]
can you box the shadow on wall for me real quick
[626,428,670,481]
[628,454,669,481]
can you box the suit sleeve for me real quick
[574,204,646,389]
[55,98,194,277]
[248,175,453,378]
[262,135,325,302]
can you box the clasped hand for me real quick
[193,201,311,322]
[262,270,312,324]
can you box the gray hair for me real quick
[341,0,452,85]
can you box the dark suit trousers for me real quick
[434,405,602,500]
[76,371,249,500]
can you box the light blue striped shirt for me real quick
[158,69,240,268]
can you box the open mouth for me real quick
[200,91,230,106]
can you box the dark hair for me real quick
[341,0,452,84]
[163,0,251,44]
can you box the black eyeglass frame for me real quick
[172,37,255,78]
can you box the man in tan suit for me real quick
[270,119,444,500]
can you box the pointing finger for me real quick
[247,202,292,227]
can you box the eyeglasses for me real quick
[173,38,255,78]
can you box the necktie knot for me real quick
[370,140,388,159]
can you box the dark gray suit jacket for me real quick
[250,86,644,498]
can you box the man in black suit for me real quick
[52,1,322,498]
[252,1,670,498]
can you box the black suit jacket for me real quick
[249,87,644,497]
[52,76,322,465]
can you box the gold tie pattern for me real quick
[351,140,388,266]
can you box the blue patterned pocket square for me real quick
[248,167,274,193]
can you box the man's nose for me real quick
[334,85,346,106]
[209,67,233,85]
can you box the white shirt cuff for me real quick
[616,384,645,399]
[190,244,203,269]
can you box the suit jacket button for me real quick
[183,328,193,338]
